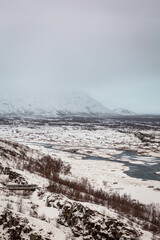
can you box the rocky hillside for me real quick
[0,193,141,240]
[47,194,140,240]
[0,139,158,239]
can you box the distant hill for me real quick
[113,108,136,115]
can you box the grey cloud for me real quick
[0,0,160,113]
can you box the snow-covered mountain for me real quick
[113,108,136,115]
[0,98,57,117]
[0,94,113,117]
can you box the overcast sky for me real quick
[0,0,160,114]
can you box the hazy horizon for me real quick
[0,0,160,114]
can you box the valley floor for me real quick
[0,116,160,239]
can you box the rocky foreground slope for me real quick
[0,139,158,239]
[0,194,140,240]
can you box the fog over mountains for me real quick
[0,1,160,115]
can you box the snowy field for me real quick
[0,116,160,205]
[0,116,160,239]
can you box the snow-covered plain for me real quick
[0,118,160,205]
[0,116,160,239]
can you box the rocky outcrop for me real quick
[47,194,140,240]
[0,209,50,240]
[0,209,31,240]
[0,164,27,184]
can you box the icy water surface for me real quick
[31,142,160,181]
[82,150,160,181]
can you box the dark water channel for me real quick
[31,142,160,182]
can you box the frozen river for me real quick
[32,142,160,182]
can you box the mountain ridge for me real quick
[0,94,114,117]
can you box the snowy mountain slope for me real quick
[113,108,136,115]
[0,98,57,116]
[54,93,113,115]
[0,94,113,117]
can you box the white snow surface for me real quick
[0,120,160,239]
[0,124,160,205]
[0,93,113,116]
